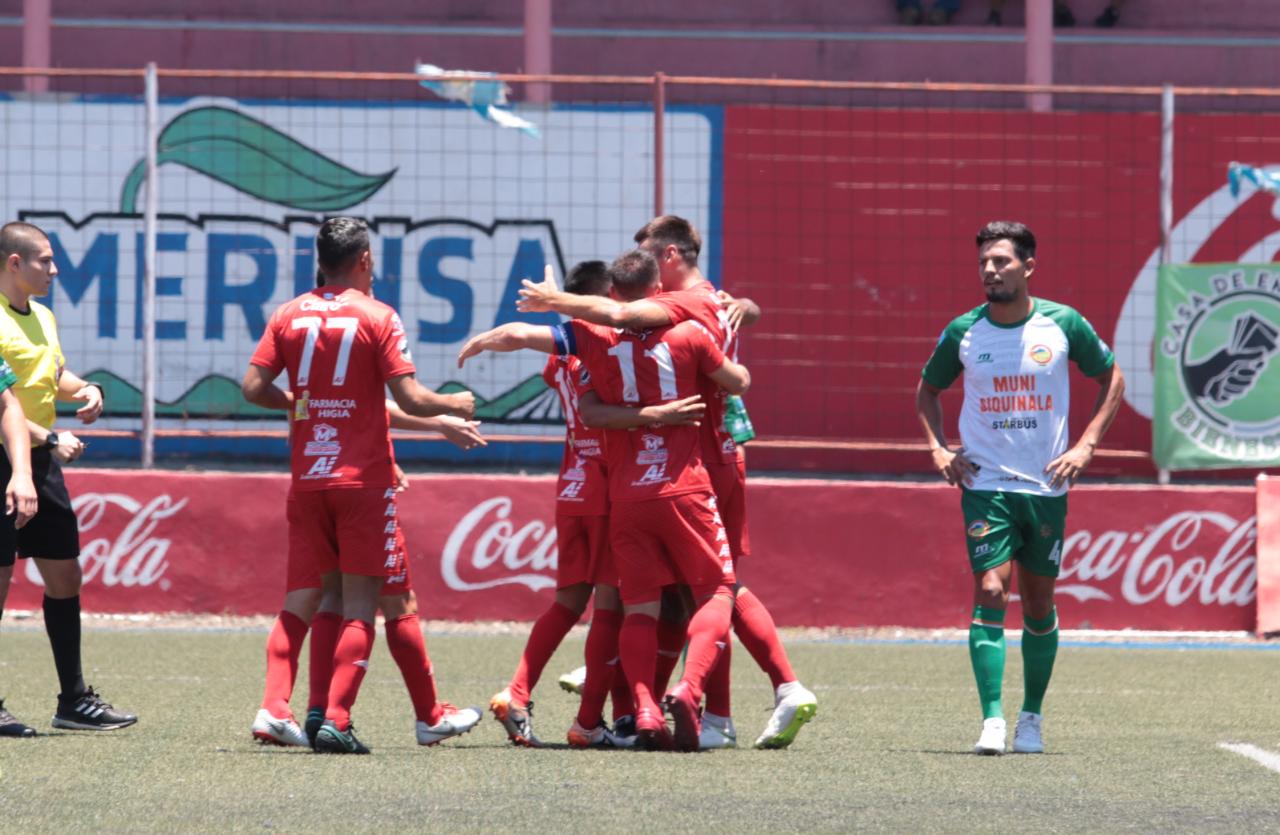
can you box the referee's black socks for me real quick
[43,595,86,699]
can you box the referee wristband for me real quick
[87,382,105,409]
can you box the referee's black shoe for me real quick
[0,699,36,737]
[51,686,138,731]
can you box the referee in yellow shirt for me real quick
[0,222,136,735]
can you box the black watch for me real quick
[43,431,59,450]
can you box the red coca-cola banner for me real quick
[4,470,1258,631]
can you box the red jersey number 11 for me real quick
[607,340,678,403]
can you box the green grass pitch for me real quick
[1,626,1278,832]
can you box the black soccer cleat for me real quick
[0,699,36,737]
[314,719,371,754]
[51,687,138,731]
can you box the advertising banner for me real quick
[3,470,1258,631]
[1154,264,1280,470]
[1255,474,1280,635]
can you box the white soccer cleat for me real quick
[754,682,817,749]
[417,704,483,746]
[1012,711,1044,754]
[973,717,1007,755]
[558,666,588,696]
[251,708,309,747]
[699,712,738,750]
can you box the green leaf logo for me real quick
[120,106,395,212]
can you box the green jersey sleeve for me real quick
[0,359,15,394]
[921,317,968,389]
[1056,305,1115,377]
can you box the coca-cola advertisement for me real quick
[2,469,1260,631]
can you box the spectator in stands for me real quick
[985,1,1079,27]
[898,0,961,26]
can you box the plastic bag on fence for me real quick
[415,63,540,138]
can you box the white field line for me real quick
[1219,742,1280,775]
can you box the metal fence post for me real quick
[1157,83,1174,486]
[141,62,159,468]
[653,71,665,217]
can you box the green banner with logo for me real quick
[1155,264,1280,470]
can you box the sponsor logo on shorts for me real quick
[967,520,992,539]
[974,543,992,556]
[303,423,342,456]
[1029,344,1053,365]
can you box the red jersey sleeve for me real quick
[651,291,702,327]
[249,309,285,376]
[672,321,728,376]
[375,310,416,381]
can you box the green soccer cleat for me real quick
[754,683,817,749]
[314,719,371,754]
[304,707,325,749]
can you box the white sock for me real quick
[703,711,733,728]
[775,680,803,701]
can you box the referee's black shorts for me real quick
[0,447,81,567]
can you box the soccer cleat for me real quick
[610,714,637,749]
[304,706,325,749]
[1012,711,1044,754]
[417,704,483,746]
[633,707,674,751]
[51,687,137,731]
[314,719,371,754]
[754,682,817,749]
[699,712,737,750]
[567,719,614,749]
[558,666,588,696]
[663,681,702,753]
[489,688,541,747]
[974,717,1007,755]
[0,699,36,738]
[251,708,309,747]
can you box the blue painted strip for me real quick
[804,636,1280,651]
[4,15,1280,49]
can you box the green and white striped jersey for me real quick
[921,298,1114,497]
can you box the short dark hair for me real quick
[315,268,326,288]
[564,260,610,297]
[607,250,660,301]
[634,215,701,268]
[0,221,49,263]
[976,221,1036,262]
[316,217,370,275]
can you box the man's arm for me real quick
[56,368,104,424]
[578,390,706,429]
[516,267,673,330]
[456,322,558,367]
[717,290,761,331]
[386,375,475,420]
[915,379,977,487]
[386,400,487,450]
[708,358,751,397]
[1044,363,1126,488]
[0,389,37,529]
[241,364,293,412]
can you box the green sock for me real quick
[1020,608,1059,715]
[968,605,1006,720]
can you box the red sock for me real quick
[610,669,635,722]
[509,602,580,705]
[653,617,688,699]
[577,608,622,728]
[733,587,796,688]
[261,611,308,718]
[704,639,733,716]
[307,611,342,710]
[325,619,375,730]
[619,613,660,716]
[679,593,733,704]
[385,613,442,726]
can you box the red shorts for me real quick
[285,487,411,594]
[610,491,736,605]
[556,512,617,589]
[707,457,750,559]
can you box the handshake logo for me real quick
[1184,313,1279,405]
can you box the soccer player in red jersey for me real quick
[517,216,817,750]
[242,217,475,754]
[460,250,748,751]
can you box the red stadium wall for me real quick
[722,105,1280,475]
[4,470,1258,631]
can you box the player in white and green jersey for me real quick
[915,221,1126,756]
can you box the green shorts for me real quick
[960,489,1068,577]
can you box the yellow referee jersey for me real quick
[0,290,64,434]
